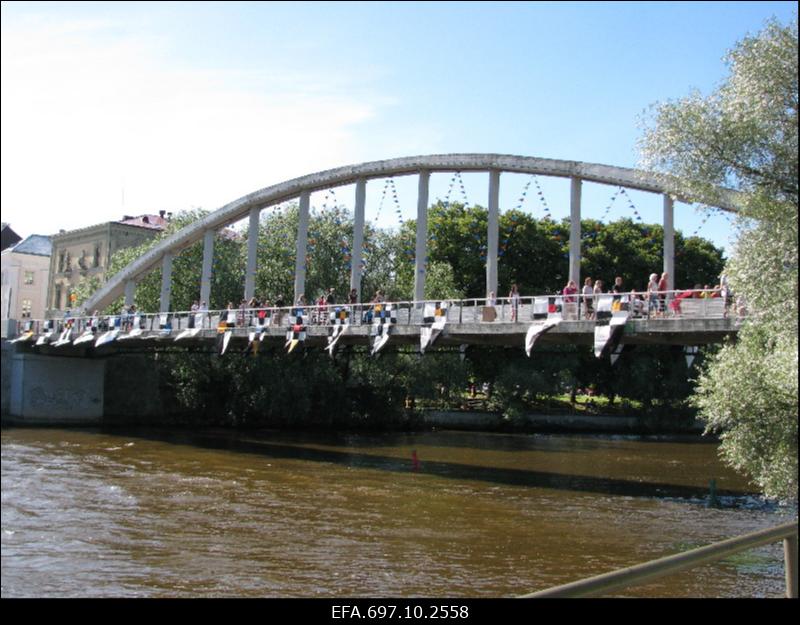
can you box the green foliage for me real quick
[108,209,245,311]
[414,203,725,297]
[641,17,798,500]
[157,349,350,427]
[694,329,798,499]
[639,18,798,209]
[71,275,103,310]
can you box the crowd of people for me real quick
[186,286,395,327]
[112,270,739,329]
[554,272,736,320]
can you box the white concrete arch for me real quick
[83,153,742,313]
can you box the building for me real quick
[47,212,169,316]
[1,234,52,326]
[1,223,22,252]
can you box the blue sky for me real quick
[2,1,796,255]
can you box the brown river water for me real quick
[1,426,794,598]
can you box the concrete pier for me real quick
[2,340,104,425]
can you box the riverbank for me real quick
[420,409,705,434]
[1,398,707,435]
[2,343,704,434]
[1,411,707,436]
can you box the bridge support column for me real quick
[663,194,675,292]
[4,344,105,425]
[486,169,500,298]
[159,252,173,313]
[244,206,260,301]
[294,190,311,303]
[350,178,366,299]
[569,176,582,286]
[200,229,214,307]
[124,280,136,307]
[414,170,430,303]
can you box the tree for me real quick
[71,275,103,310]
[639,17,798,500]
[108,209,245,312]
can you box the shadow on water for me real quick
[97,426,753,500]
[261,429,718,452]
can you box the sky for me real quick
[1,1,797,256]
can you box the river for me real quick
[1,426,794,598]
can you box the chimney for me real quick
[159,210,166,218]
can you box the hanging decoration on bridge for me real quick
[157,313,172,336]
[246,326,263,357]
[600,187,623,221]
[689,204,733,239]
[119,315,145,340]
[217,308,236,355]
[620,187,643,223]
[498,209,527,258]
[690,204,714,238]
[321,188,339,214]
[95,316,121,347]
[600,186,644,223]
[9,320,35,343]
[285,307,308,354]
[326,306,351,357]
[524,318,560,357]
[375,177,401,226]
[514,175,553,221]
[245,307,275,355]
[53,318,75,346]
[684,345,700,369]
[321,188,355,274]
[370,303,396,355]
[73,315,99,346]
[373,177,413,263]
[35,319,56,346]
[525,297,563,356]
[610,343,625,366]
[443,171,470,209]
[420,302,448,353]
[593,294,629,360]
[175,312,207,342]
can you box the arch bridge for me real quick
[82,153,741,317]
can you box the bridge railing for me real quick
[13,289,740,338]
[518,519,798,598]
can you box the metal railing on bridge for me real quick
[8,289,743,338]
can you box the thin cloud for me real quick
[1,14,402,236]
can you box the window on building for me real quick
[54,284,62,309]
[24,271,35,285]
[21,299,32,318]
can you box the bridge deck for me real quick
[17,318,739,357]
[10,294,740,357]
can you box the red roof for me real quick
[117,214,168,230]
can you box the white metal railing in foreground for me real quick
[519,520,798,598]
[12,289,742,337]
